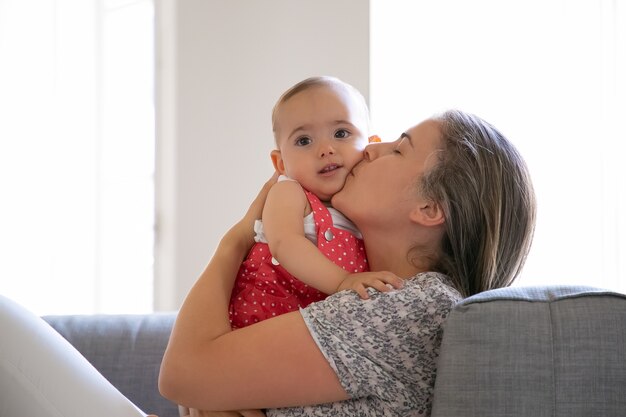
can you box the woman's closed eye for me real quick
[392,137,407,154]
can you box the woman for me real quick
[158,110,537,416]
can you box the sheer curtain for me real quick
[0,0,154,314]
[371,0,626,292]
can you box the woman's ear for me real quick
[270,150,286,174]
[410,200,445,226]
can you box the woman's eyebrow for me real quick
[400,132,414,147]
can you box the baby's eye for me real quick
[335,129,350,139]
[295,136,312,146]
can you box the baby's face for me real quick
[272,85,369,201]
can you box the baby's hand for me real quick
[337,271,403,300]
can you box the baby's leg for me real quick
[0,295,146,417]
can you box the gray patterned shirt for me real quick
[267,272,462,417]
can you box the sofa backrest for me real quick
[431,285,626,417]
[44,313,178,417]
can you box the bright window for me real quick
[0,0,155,314]
[371,0,626,292]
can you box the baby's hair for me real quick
[271,76,370,144]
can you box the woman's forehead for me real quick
[405,120,442,149]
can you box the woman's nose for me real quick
[363,143,381,161]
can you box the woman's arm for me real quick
[158,175,349,411]
[161,310,349,411]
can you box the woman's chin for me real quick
[330,188,348,211]
[330,193,338,207]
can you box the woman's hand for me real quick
[181,408,266,417]
[228,172,280,252]
[244,172,279,224]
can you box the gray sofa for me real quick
[34,286,626,416]
[431,285,626,417]
[43,313,179,417]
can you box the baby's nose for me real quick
[319,143,335,157]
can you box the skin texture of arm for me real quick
[181,406,266,417]
[159,176,349,411]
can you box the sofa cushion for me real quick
[44,313,177,417]
[431,285,626,417]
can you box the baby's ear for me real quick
[270,150,286,174]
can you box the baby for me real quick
[229,76,399,328]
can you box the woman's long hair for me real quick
[420,110,536,297]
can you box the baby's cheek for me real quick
[346,149,366,169]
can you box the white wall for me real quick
[154,0,370,310]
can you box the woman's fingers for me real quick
[246,172,280,220]
[187,409,243,417]
[239,410,266,417]
[233,172,280,249]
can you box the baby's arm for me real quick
[263,181,401,297]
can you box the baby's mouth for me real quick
[319,163,341,174]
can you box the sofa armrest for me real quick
[431,285,626,417]
[44,313,178,417]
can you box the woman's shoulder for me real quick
[367,271,462,311]
[303,271,462,330]
[296,272,461,417]
[405,271,463,304]
[380,271,462,323]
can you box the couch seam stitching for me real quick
[548,300,557,417]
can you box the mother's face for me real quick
[331,119,443,229]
